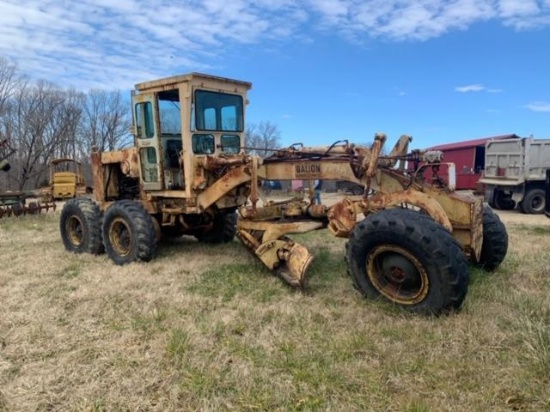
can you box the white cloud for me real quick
[454,84,503,93]
[525,102,550,112]
[498,0,540,18]
[307,0,550,41]
[0,0,549,89]
[455,84,486,92]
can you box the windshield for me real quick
[194,90,244,132]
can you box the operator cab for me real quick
[131,73,252,195]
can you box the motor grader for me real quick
[59,72,508,315]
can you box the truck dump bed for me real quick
[481,138,550,186]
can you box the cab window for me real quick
[158,89,181,135]
[192,134,215,154]
[135,102,154,138]
[221,135,240,154]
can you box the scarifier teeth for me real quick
[0,202,57,218]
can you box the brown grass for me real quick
[0,205,549,411]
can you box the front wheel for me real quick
[474,206,508,271]
[346,209,469,315]
[102,200,157,265]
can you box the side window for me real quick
[158,90,181,135]
[192,134,215,154]
[221,135,240,154]
[135,102,154,138]
[140,147,158,182]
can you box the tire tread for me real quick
[345,209,469,315]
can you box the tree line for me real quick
[0,57,281,192]
[0,58,131,191]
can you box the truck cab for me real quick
[92,73,252,214]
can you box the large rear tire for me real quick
[346,209,469,315]
[194,210,237,244]
[475,206,508,271]
[60,198,104,254]
[102,200,157,265]
[518,188,545,214]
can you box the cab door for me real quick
[133,94,163,191]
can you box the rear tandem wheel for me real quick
[518,188,545,214]
[102,200,157,265]
[59,197,104,254]
[194,210,238,243]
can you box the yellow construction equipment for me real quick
[59,73,508,315]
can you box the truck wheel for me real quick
[346,209,469,315]
[351,185,364,195]
[102,200,157,265]
[60,198,104,254]
[493,190,515,211]
[474,206,508,271]
[518,189,545,214]
[194,211,237,243]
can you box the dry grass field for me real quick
[1,200,549,411]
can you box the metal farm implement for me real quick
[1,139,57,218]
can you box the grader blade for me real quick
[260,237,314,288]
[237,219,323,288]
[276,241,314,288]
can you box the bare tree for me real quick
[245,121,281,157]
[0,58,134,191]
[3,81,85,189]
[0,59,20,168]
[52,89,85,159]
[0,59,21,190]
[77,89,131,156]
[0,58,19,118]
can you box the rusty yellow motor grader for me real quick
[59,73,507,315]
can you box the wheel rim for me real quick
[66,215,84,246]
[530,194,544,212]
[109,217,132,257]
[366,245,429,305]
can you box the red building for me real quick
[427,134,519,190]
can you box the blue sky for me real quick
[0,0,549,149]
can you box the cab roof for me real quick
[134,72,252,92]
